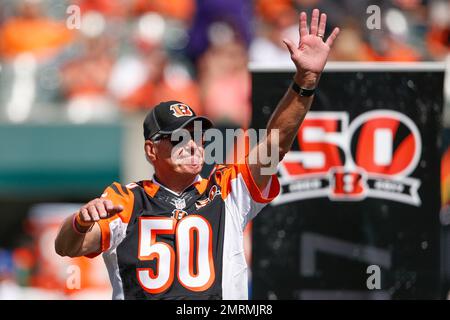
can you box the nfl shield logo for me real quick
[172,198,186,210]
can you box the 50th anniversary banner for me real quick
[250,63,445,299]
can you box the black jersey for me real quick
[86,162,280,300]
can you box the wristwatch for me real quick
[291,81,316,97]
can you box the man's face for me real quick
[147,126,205,177]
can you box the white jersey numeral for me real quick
[137,216,215,294]
[176,216,215,291]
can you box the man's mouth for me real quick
[176,154,203,165]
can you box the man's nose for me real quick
[182,138,194,152]
[187,135,203,147]
[185,137,202,153]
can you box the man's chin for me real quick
[186,163,203,173]
[177,162,203,175]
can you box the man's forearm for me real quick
[55,215,88,257]
[249,73,317,190]
[55,214,100,257]
[55,198,122,258]
[266,72,317,159]
[247,9,339,190]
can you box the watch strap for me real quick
[291,81,316,97]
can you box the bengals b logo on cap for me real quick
[170,103,194,118]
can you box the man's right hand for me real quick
[78,198,124,223]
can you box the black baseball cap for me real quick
[143,101,213,140]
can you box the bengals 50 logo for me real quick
[273,110,422,206]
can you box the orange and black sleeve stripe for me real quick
[214,159,280,203]
[85,182,135,258]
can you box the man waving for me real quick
[55,9,339,300]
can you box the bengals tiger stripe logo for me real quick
[208,185,221,201]
[170,103,194,117]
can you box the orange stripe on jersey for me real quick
[237,162,280,203]
[104,183,134,223]
[96,219,111,254]
[194,178,208,195]
[214,164,238,200]
[114,182,128,197]
[93,182,135,254]
[214,160,280,203]
[143,180,160,198]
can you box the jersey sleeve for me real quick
[214,159,280,230]
[84,182,135,258]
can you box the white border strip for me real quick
[249,61,446,72]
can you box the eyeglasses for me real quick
[151,130,205,146]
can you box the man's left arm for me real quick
[249,9,340,190]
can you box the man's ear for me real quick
[144,140,157,163]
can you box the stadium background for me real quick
[0,0,448,299]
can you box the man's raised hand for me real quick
[282,9,340,87]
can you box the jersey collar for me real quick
[152,175,205,197]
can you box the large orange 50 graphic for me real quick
[275,110,422,206]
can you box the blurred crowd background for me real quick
[0,0,448,126]
[0,0,448,299]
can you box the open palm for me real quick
[283,9,340,75]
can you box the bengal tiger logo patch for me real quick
[172,209,188,220]
[208,185,221,201]
[170,103,194,117]
[195,185,221,210]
